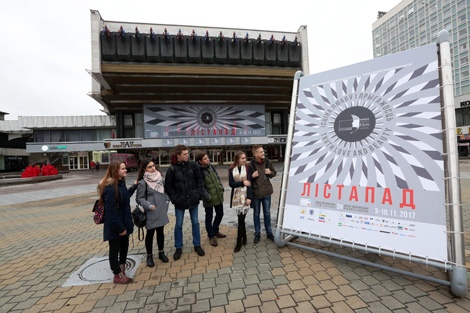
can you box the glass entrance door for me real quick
[69,156,78,170]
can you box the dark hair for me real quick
[137,159,161,181]
[171,144,189,164]
[229,151,246,169]
[195,150,208,162]
[174,144,188,156]
[97,161,125,208]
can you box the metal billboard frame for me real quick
[274,30,467,297]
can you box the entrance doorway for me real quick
[69,155,89,170]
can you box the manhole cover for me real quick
[62,255,142,286]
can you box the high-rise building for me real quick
[372,0,470,152]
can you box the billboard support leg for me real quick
[438,29,467,298]
[275,71,303,248]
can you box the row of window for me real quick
[34,129,115,143]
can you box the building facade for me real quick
[21,11,309,171]
[372,0,470,154]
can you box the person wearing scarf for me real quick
[229,151,253,253]
[136,159,170,267]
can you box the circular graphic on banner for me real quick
[197,108,217,128]
[334,106,376,142]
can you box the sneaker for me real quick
[254,236,260,244]
[215,232,227,238]
[113,273,133,284]
[267,233,275,241]
[209,237,218,247]
[173,248,182,261]
[194,246,205,256]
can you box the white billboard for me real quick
[283,44,447,261]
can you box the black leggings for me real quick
[108,236,129,275]
[145,226,165,255]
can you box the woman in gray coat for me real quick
[136,159,170,267]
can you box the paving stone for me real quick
[213,282,229,295]
[146,291,165,305]
[417,296,445,311]
[228,279,246,290]
[192,299,210,312]
[228,288,246,301]
[311,295,332,310]
[357,290,380,303]
[115,290,136,302]
[158,298,178,312]
[210,293,229,307]
[259,300,280,313]
[244,284,261,296]
[200,277,216,289]
[366,301,393,313]
[197,288,214,300]
[183,282,200,294]
[125,296,147,310]
[94,295,118,308]
[224,299,245,313]
[178,293,196,306]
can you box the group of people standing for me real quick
[97,144,276,284]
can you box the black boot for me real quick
[234,236,242,253]
[147,254,155,267]
[240,214,247,245]
[234,214,244,253]
[158,251,169,263]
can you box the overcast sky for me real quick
[1,0,399,120]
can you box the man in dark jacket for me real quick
[196,151,226,247]
[165,145,209,260]
[250,145,277,243]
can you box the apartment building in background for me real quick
[372,0,470,154]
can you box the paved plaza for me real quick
[0,161,469,312]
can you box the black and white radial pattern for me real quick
[291,54,444,192]
[143,105,265,138]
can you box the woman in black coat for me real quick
[97,161,137,284]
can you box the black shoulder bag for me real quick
[132,183,147,241]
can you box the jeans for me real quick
[174,205,200,248]
[108,235,129,275]
[205,204,224,238]
[252,196,272,237]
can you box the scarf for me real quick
[143,171,164,194]
[231,165,249,215]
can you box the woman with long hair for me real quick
[97,161,137,284]
[228,151,252,253]
[136,159,170,267]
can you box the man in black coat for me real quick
[165,145,209,260]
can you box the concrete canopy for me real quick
[89,10,308,115]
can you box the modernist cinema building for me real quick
[0,10,309,171]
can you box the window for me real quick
[461,55,469,64]
[124,114,134,127]
[50,130,65,142]
[462,70,469,78]
[460,28,468,37]
[459,13,467,24]
[65,130,81,142]
[408,7,414,16]
[461,42,468,51]
[443,9,451,18]
[457,0,465,10]
[81,130,94,141]
[35,130,50,143]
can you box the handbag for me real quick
[132,182,148,241]
[92,200,104,224]
[132,205,147,241]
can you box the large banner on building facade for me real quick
[283,44,448,261]
[143,105,265,139]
